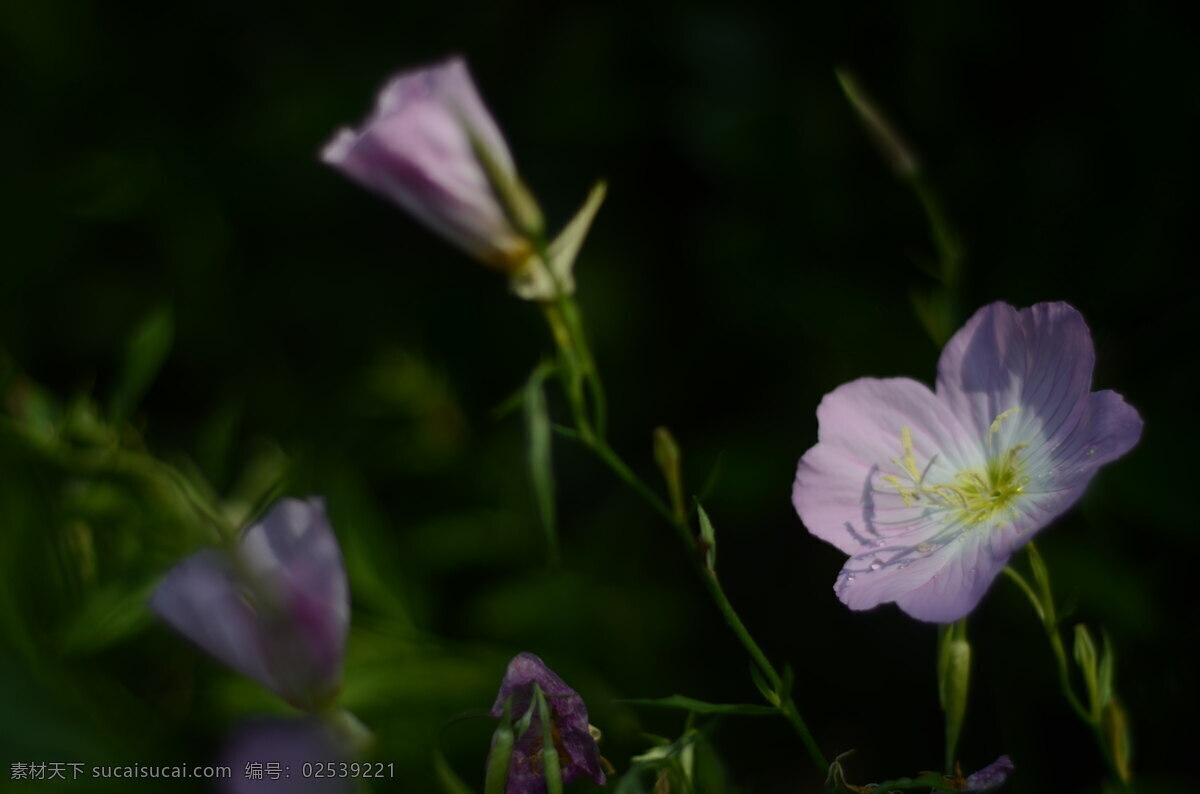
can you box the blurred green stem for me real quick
[2,417,235,545]
[543,328,828,777]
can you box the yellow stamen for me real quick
[884,415,1029,528]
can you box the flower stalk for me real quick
[1003,543,1131,787]
[540,308,828,776]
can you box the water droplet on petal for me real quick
[898,559,914,570]
[844,574,856,585]
[917,542,933,553]
[869,560,883,571]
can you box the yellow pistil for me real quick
[882,415,1030,528]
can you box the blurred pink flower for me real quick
[322,57,534,272]
[151,497,349,710]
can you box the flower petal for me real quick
[240,498,350,705]
[218,718,349,794]
[149,550,271,687]
[320,58,527,267]
[794,377,978,554]
[490,653,605,788]
[937,302,1095,459]
[837,526,1014,623]
[1026,388,1144,492]
[963,755,1015,792]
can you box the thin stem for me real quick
[532,268,827,775]
[575,432,828,774]
[1002,564,1091,722]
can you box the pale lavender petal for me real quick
[218,718,349,794]
[422,56,515,175]
[149,550,272,686]
[240,497,349,707]
[794,377,978,555]
[937,302,1095,458]
[963,755,1014,792]
[489,653,604,789]
[836,526,1011,623]
[321,58,527,267]
[152,498,349,709]
[1025,389,1144,492]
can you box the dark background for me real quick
[1,1,1196,792]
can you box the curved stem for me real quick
[581,433,828,774]
[1002,565,1090,722]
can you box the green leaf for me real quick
[749,663,780,707]
[57,579,157,654]
[694,500,717,574]
[621,695,776,716]
[547,180,606,284]
[524,361,558,564]
[110,304,174,422]
[1098,630,1116,710]
[653,427,686,526]
[1074,624,1101,719]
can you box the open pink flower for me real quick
[793,302,1142,622]
[150,497,349,710]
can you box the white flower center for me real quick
[882,410,1030,529]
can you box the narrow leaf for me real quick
[748,664,780,708]
[1098,630,1116,710]
[547,181,607,284]
[1073,624,1100,718]
[620,695,776,716]
[653,427,686,526]
[110,303,174,422]
[524,361,558,564]
[695,501,717,574]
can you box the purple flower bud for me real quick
[150,497,349,711]
[321,57,535,273]
[218,717,349,794]
[963,755,1015,792]
[488,653,605,793]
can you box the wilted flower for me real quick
[793,302,1142,622]
[219,717,349,794]
[150,497,349,710]
[962,755,1015,792]
[488,653,605,793]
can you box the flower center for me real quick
[881,413,1029,528]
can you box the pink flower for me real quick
[150,498,349,710]
[793,302,1142,622]
[321,58,534,273]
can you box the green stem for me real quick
[534,270,827,775]
[1002,565,1090,722]
[4,418,235,546]
[573,432,827,773]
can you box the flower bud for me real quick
[321,57,538,276]
[150,497,350,711]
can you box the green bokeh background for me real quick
[1,2,1195,792]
